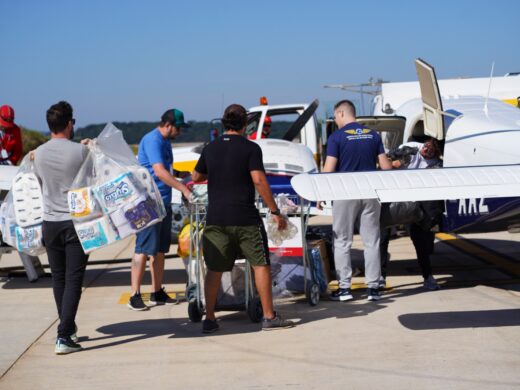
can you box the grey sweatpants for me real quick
[332,199,381,289]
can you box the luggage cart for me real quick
[259,193,322,306]
[185,200,263,323]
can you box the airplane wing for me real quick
[0,165,18,191]
[290,165,520,202]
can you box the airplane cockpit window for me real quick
[266,111,301,143]
[245,112,261,138]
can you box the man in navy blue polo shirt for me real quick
[128,108,192,311]
[323,100,392,302]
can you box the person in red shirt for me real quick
[248,115,272,140]
[0,105,23,165]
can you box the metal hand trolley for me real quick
[185,200,263,323]
[258,193,322,306]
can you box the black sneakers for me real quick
[127,293,149,311]
[149,287,178,306]
[202,319,219,334]
[329,288,353,301]
[55,337,82,355]
[262,313,295,331]
[367,288,381,301]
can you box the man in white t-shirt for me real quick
[391,139,442,169]
[381,138,442,291]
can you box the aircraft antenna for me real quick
[484,62,495,115]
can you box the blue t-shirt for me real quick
[326,122,385,172]
[138,128,173,203]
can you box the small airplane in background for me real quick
[293,58,520,234]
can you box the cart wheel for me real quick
[188,299,203,323]
[306,283,320,306]
[247,297,263,323]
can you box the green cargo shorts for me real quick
[202,224,270,272]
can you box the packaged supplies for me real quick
[14,224,43,253]
[92,172,143,214]
[12,171,43,228]
[75,216,120,254]
[109,196,161,238]
[0,156,45,256]
[69,123,166,253]
[67,187,101,220]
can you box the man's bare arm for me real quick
[152,163,191,199]
[192,170,208,183]
[378,153,393,170]
[250,170,287,230]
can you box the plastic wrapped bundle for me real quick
[92,172,144,214]
[11,171,43,227]
[75,216,120,254]
[68,187,102,220]
[68,123,166,253]
[0,156,46,256]
[265,213,298,246]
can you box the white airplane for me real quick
[0,165,18,192]
[292,58,520,233]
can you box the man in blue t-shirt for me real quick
[128,108,192,311]
[323,100,392,302]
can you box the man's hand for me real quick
[182,187,192,203]
[80,138,92,145]
[317,201,323,210]
[273,214,287,230]
[29,151,35,161]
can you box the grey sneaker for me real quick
[127,293,149,311]
[55,337,82,355]
[262,313,294,331]
[149,287,178,306]
[329,288,353,302]
[202,319,219,334]
[378,277,387,291]
[424,275,440,290]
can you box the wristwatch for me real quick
[270,208,281,216]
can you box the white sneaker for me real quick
[424,275,440,290]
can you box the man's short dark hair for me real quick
[334,99,356,117]
[222,104,247,131]
[160,110,175,127]
[46,101,73,134]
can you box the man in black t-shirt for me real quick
[192,104,294,333]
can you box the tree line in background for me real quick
[18,120,294,162]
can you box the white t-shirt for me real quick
[399,142,441,169]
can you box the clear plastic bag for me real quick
[265,213,298,246]
[0,155,45,256]
[69,123,166,253]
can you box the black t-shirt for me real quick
[194,134,265,226]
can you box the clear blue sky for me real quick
[1,0,518,131]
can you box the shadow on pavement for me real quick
[398,308,520,330]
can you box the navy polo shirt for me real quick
[326,122,385,172]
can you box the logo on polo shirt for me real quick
[345,128,371,135]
